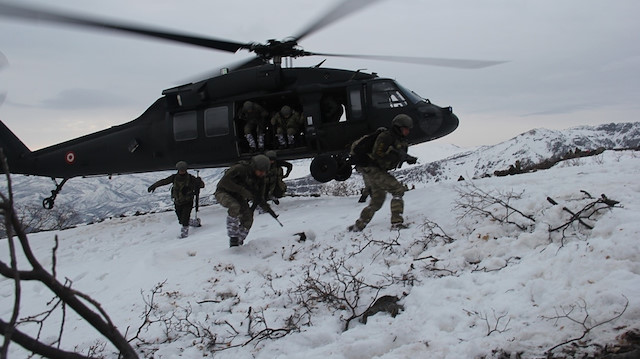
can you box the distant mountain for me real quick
[397,121,640,185]
[3,121,638,231]
[288,121,640,193]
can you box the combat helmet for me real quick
[242,101,254,112]
[265,150,277,161]
[392,114,413,129]
[280,105,292,117]
[176,161,188,171]
[251,154,271,172]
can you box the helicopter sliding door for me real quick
[169,103,238,166]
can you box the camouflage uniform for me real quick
[148,168,204,238]
[215,158,268,246]
[351,127,410,231]
[238,101,269,151]
[271,106,303,147]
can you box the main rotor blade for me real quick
[309,52,507,69]
[293,0,385,42]
[0,2,247,53]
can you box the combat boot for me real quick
[391,222,409,230]
[180,226,189,238]
[229,237,240,247]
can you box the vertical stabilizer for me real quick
[0,120,32,173]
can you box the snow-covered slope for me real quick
[1,126,639,358]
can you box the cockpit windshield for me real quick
[371,81,408,109]
[397,83,428,104]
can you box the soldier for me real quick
[148,161,205,238]
[270,105,303,148]
[215,154,271,247]
[348,114,417,232]
[264,150,293,205]
[238,100,269,151]
[321,94,344,123]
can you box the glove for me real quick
[406,155,418,165]
[241,189,254,202]
[148,186,155,193]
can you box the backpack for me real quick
[349,127,386,166]
[171,174,193,204]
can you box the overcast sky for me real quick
[1,0,639,150]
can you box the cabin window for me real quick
[371,81,408,109]
[204,106,229,137]
[173,111,198,141]
[348,88,363,119]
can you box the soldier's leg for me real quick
[215,192,247,246]
[256,124,265,150]
[353,168,386,230]
[237,207,254,245]
[286,127,297,146]
[276,127,287,148]
[226,216,242,246]
[175,203,192,238]
[244,122,257,150]
[377,173,406,225]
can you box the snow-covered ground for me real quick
[2,149,639,358]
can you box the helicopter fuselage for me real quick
[1,64,458,181]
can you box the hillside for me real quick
[1,122,639,358]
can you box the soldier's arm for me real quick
[217,166,252,200]
[371,132,395,160]
[191,174,205,189]
[282,161,293,178]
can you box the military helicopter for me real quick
[0,0,503,209]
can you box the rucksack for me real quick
[171,174,193,204]
[349,127,386,166]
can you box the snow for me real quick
[2,149,640,358]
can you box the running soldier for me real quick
[348,114,417,231]
[215,154,271,247]
[148,161,205,238]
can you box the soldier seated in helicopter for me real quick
[238,100,269,152]
[320,94,345,123]
[270,105,304,148]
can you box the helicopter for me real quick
[0,0,503,209]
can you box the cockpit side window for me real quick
[371,81,408,109]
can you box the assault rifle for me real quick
[388,148,418,168]
[250,196,283,227]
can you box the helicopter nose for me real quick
[415,103,459,138]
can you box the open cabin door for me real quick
[311,85,369,153]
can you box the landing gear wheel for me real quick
[334,162,352,181]
[310,154,337,183]
[42,197,55,210]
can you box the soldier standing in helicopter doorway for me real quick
[148,161,205,238]
[348,114,417,232]
[238,100,269,152]
[215,155,271,247]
